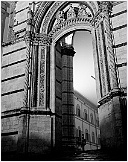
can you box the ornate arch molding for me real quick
[49,17,92,43]
[31,1,119,108]
[34,1,99,33]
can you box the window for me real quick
[78,126,81,142]
[76,104,80,117]
[90,113,94,124]
[84,109,88,121]
[85,129,89,141]
[92,132,95,143]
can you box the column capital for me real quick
[34,33,52,46]
[61,44,75,57]
[98,1,113,14]
[92,2,113,28]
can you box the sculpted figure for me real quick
[56,11,65,25]
[78,5,91,18]
[67,4,76,19]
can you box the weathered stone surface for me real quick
[13,22,27,32]
[1,1,127,157]
[62,81,74,92]
[62,68,73,81]
[1,91,24,111]
[2,48,26,67]
[1,116,19,132]
[1,76,25,94]
[56,81,61,98]
[116,46,127,64]
[55,98,62,115]
[118,66,127,87]
[112,2,127,14]
[15,9,27,25]
[15,1,30,12]
[2,134,18,152]
[112,12,127,28]
[28,115,51,153]
[113,27,127,45]
[2,41,26,55]
[62,93,74,105]
[56,67,62,82]
[56,50,62,67]
[2,61,26,80]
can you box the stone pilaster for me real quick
[17,4,35,155]
[61,44,76,150]
[34,33,52,109]
[92,2,124,152]
[93,2,119,98]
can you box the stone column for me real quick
[92,2,119,98]
[92,2,124,152]
[61,44,76,150]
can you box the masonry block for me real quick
[112,2,127,14]
[62,93,74,105]
[28,115,51,153]
[1,76,25,94]
[56,67,62,82]
[2,61,26,80]
[113,27,127,45]
[62,67,73,81]
[116,46,127,64]
[15,1,29,12]
[2,41,26,55]
[14,23,27,33]
[2,48,26,67]
[62,81,74,92]
[118,66,127,87]
[15,9,27,25]
[62,105,74,114]
[1,91,24,111]
[112,12,127,28]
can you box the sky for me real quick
[73,31,97,105]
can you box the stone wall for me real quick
[98,2,127,152]
[111,2,127,91]
[1,1,127,158]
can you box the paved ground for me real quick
[55,150,127,161]
[2,149,127,161]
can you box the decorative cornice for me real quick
[49,17,92,38]
[98,88,122,105]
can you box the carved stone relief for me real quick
[39,47,46,107]
[67,4,76,19]
[33,1,119,108]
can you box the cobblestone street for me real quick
[55,150,127,161]
[2,149,127,161]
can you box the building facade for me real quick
[74,91,100,151]
[1,1,127,159]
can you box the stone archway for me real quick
[24,1,124,153]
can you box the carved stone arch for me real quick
[34,1,99,33]
[34,1,100,109]
[32,1,124,152]
[51,22,92,43]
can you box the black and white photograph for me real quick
[1,1,127,161]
